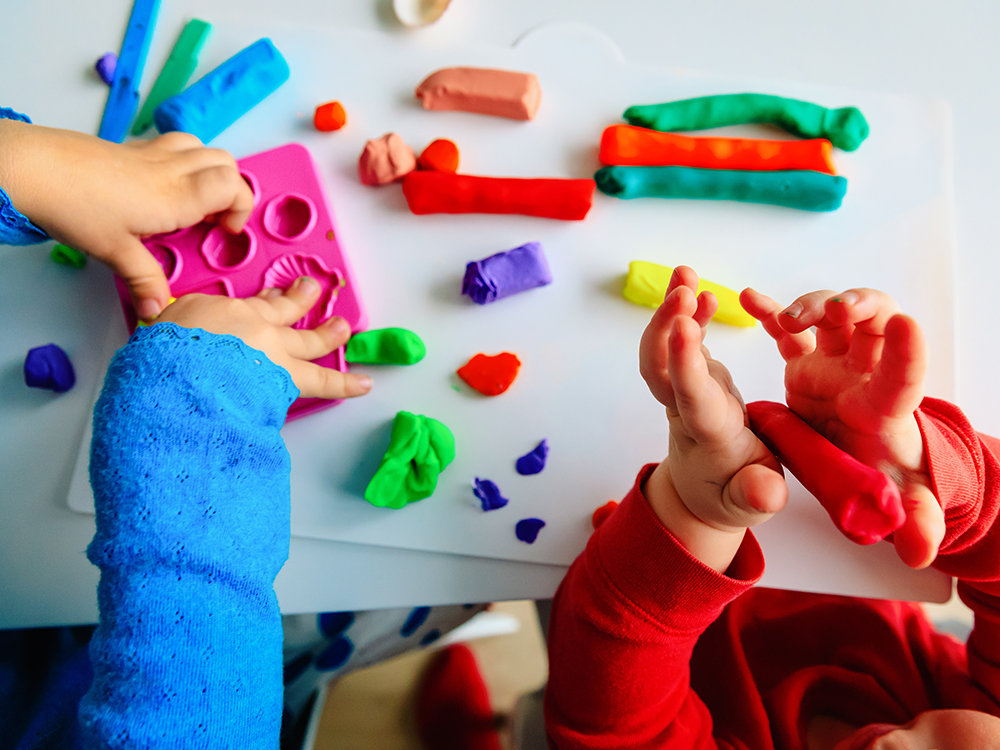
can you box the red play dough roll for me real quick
[402,172,595,221]
[746,400,906,545]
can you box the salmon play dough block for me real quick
[415,67,542,120]
[623,260,755,327]
[457,352,521,396]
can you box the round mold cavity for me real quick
[148,242,182,284]
[200,226,257,271]
[262,193,317,243]
[240,170,261,206]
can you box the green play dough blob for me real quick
[364,411,455,509]
[51,244,87,268]
[345,328,426,365]
[623,93,869,152]
[595,165,847,212]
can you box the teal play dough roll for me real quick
[595,165,848,211]
[624,93,869,152]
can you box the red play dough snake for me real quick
[746,400,906,545]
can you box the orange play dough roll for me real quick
[415,67,541,120]
[599,124,836,175]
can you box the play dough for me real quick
[623,261,755,327]
[461,242,552,305]
[591,500,619,530]
[415,67,541,120]
[51,244,86,268]
[365,411,456,510]
[515,439,549,476]
[95,53,117,86]
[24,344,75,393]
[345,328,426,365]
[314,100,347,132]
[358,133,417,186]
[595,165,847,211]
[457,352,521,396]
[515,518,546,544]
[599,125,835,174]
[473,478,508,511]
[747,401,906,545]
[624,93,870,152]
[418,139,460,173]
[403,172,595,220]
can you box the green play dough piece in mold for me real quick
[623,93,869,152]
[345,328,426,365]
[51,244,87,268]
[595,165,847,212]
[365,411,456,509]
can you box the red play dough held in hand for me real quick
[746,400,906,545]
[457,352,521,396]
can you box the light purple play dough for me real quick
[461,241,552,305]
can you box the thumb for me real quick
[724,461,788,528]
[892,483,946,569]
[106,237,172,321]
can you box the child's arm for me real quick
[78,283,370,748]
[545,267,785,749]
[0,117,253,320]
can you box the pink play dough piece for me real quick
[358,133,417,186]
[414,67,542,121]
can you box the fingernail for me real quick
[837,291,859,305]
[781,302,802,318]
[328,316,349,335]
[356,375,373,392]
[297,276,319,294]
[138,299,162,321]
[261,287,282,301]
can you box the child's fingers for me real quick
[822,289,902,374]
[693,290,718,330]
[776,289,840,332]
[739,287,815,361]
[866,314,928,419]
[723,461,788,528]
[666,265,699,298]
[892,483,945,569]
[144,131,204,152]
[283,359,373,400]
[668,315,724,436]
[280,316,353,361]
[639,284,699,410]
[106,236,173,321]
[184,164,255,233]
[257,277,322,325]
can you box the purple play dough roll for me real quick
[461,241,552,305]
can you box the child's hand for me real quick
[640,267,787,573]
[155,276,373,400]
[0,119,253,321]
[740,286,944,568]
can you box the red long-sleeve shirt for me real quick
[545,398,1000,749]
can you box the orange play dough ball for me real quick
[314,101,347,132]
[418,138,460,173]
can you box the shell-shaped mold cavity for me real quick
[263,192,317,243]
[261,254,344,329]
[201,226,256,271]
[148,242,182,284]
[241,170,261,206]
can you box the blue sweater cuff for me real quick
[0,107,50,246]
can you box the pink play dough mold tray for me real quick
[114,142,368,420]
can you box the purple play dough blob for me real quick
[515,439,549,475]
[95,52,117,86]
[24,343,75,392]
[515,517,546,544]
[462,241,552,305]
[473,477,508,511]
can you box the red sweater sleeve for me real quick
[545,464,764,750]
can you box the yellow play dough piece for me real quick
[137,297,178,328]
[623,261,755,327]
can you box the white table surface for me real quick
[3,0,999,628]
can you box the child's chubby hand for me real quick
[155,276,373,401]
[0,119,253,322]
[740,286,944,569]
[640,266,787,574]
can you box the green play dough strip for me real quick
[131,19,212,136]
[51,244,87,268]
[595,165,847,212]
[345,328,426,365]
[365,411,456,509]
[624,93,869,152]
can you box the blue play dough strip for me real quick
[154,38,290,144]
[595,165,848,212]
[515,439,549,476]
[98,0,161,142]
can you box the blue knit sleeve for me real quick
[0,107,50,246]
[79,323,300,749]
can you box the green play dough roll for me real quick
[594,165,847,211]
[345,328,426,365]
[624,93,869,152]
[365,411,455,509]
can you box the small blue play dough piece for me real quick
[462,241,553,305]
[95,52,117,86]
[594,165,848,212]
[515,439,549,476]
[24,344,75,393]
[515,518,546,544]
[473,478,509,511]
[154,38,290,144]
[98,0,161,142]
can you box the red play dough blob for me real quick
[418,139,460,173]
[457,352,521,396]
[591,500,619,530]
[314,101,347,132]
